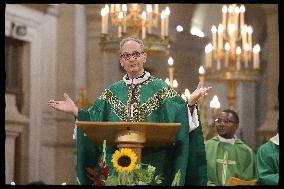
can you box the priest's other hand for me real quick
[187,82,212,106]
[48,93,78,117]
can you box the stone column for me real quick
[256,5,279,140]
[237,83,257,149]
[5,94,29,184]
[74,4,87,98]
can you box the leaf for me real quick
[85,167,99,177]
[101,167,109,179]
[171,169,181,186]
[94,178,105,186]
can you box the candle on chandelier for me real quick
[227,5,233,28]
[153,4,159,27]
[253,44,261,69]
[104,5,109,34]
[146,5,152,34]
[199,66,205,86]
[211,26,217,50]
[122,4,127,33]
[132,4,138,11]
[165,7,170,37]
[240,5,245,29]
[118,12,123,37]
[228,23,236,37]
[115,4,121,12]
[218,24,223,50]
[184,88,191,99]
[168,56,174,66]
[234,6,240,34]
[241,25,247,50]
[244,43,250,69]
[173,79,178,88]
[141,11,147,39]
[210,95,221,120]
[100,8,107,34]
[110,4,114,13]
[247,26,253,51]
[205,43,213,69]
[236,46,241,71]
[154,4,159,15]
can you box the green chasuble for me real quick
[206,136,257,186]
[76,75,207,186]
[185,108,208,186]
[256,140,279,185]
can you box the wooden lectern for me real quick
[75,121,180,161]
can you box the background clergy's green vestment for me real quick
[206,136,257,186]
[76,76,207,185]
[256,140,279,185]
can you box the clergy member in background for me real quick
[205,109,257,186]
[48,37,211,186]
[256,121,279,185]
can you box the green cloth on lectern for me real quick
[206,136,257,186]
[256,140,279,185]
[76,76,206,185]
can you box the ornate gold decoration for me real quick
[203,4,261,110]
[99,4,171,55]
[76,86,91,109]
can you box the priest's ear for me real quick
[119,58,124,67]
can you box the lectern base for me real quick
[117,143,144,162]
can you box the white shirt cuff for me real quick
[188,107,200,132]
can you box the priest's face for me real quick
[120,40,147,78]
[215,112,238,139]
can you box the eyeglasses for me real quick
[215,118,235,124]
[120,51,144,60]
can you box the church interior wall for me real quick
[5,3,279,184]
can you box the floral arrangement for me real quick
[85,140,181,186]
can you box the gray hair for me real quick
[120,37,144,52]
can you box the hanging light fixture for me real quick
[203,4,261,110]
[100,4,171,55]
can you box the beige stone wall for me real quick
[53,4,77,184]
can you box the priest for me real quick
[48,37,211,186]
[206,109,257,186]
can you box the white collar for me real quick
[217,135,237,144]
[270,133,279,145]
[123,71,151,85]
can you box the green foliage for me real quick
[105,163,163,186]
[171,169,181,186]
[87,140,180,186]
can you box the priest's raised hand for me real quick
[187,81,212,107]
[48,93,78,116]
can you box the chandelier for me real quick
[165,57,178,88]
[100,4,171,55]
[203,4,261,110]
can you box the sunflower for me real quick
[111,148,138,173]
